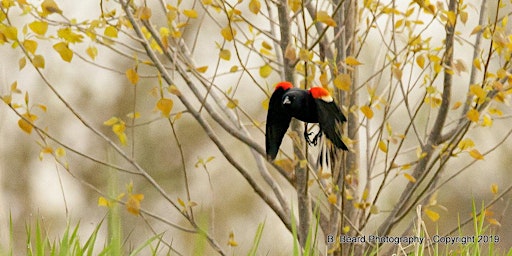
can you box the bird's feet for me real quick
[304,130,322,146]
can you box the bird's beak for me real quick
[282,96,291,105]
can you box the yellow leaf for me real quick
[469,149,484,160]
[491,184,498,195]
[23,39,38,54]
[473,58,481,71]
[127,112,141,119]
[317,11,337,27]
[195,66,208,73]
[452,101,462,110]
[157,98,174,117]
[458,138,475,150]
[36,104,47,112]
[55,147,66,157]
[41,0,62,16]
[470,25,482,36]
[469,84,486,104]
[424,208,440,222]
[249,0,261,14]
[2,95,12,105]
[226,98,238,109]
[392,66,402,80]
[221,26,236,41]
[112,121,127,145]
[261,98,269,111]
[98,196,110,207]
[328,193,337,205]
[19,57,26,70]
[126,193,144,215]
[86,46,98,60]
[378,140,387,153]
[18,112,37,134]
[227,231,238,247]
[177,197,186,207]
[230,65,238,72]
[416,54,425,68]
[454,59,467,74]
[168,85,181,96]
[360,105,373,119]
[334,73,351,91]
[345,56,362,66]
[487,218,501,227]
[489,108,503,116]
[274,159,294,173]
[53,42,73,62]
[125,68,139,85]
[284,44,296,61]
[446,11,456,27]
[182,9,198,18]
[103,116,119,126]
[482,114,492,127]
[2,25,17,40]
[288,0,300,12]
[259,64,272,78]
[466,108,479,122]
[104,25,118,38]
[261,41,272,50]
[57,27,83,43]
[32,54,45,68]
[370,205,379,214]
[298,48,312,61]
[41,146,53,154]
[138,6,152,20]
[403,173,416,183]
[319,72,328,87]
[342,226,350,233]
[460,11,468,24]
[219,49,231,61]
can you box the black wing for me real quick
[315,100,348,150]
[266,88,292,160]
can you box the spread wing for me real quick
[266,87,292,160]
[315,100,348,151]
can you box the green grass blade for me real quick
[247,220,266,256]
[25,221,33,256]
[9,212,13,256]
[35,218,45,256]
[291,207,299,256]
[128,232,164,256]
[84,217,105,256]
[58,220,71,256]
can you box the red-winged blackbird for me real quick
[266,81,348,161]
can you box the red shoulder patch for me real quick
[275,81,293,91]
[309,87,333,102]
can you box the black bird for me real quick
[265,81,348,161]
